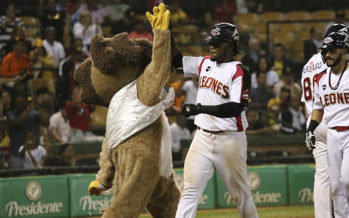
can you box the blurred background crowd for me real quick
[0,0,348,170]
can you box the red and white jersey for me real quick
[183,56,250,131]
[301,53,327,118]
[313,63,349,128]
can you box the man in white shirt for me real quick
[43,26,65,67]
[49,103,71,143]
[18,131,46,169]
[170,114,191,161]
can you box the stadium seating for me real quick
[312,10,335,20]
[270,31,296,44]
[278,23,303,33]
[260,12,286,22]
[286,11,312,21]
[233,13,259,34]
[345,9,349,19]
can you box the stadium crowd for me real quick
[0,0,348,169]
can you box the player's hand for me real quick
[305,131,316,150]
[146,3,170,30]
[182,103,202,117]
[88,180,109,196]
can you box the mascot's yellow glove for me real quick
[146,3,170,30]
[88,180,108,196]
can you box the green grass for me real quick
[140,205,315,218]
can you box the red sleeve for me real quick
[65,101,73,117]
[0,55,12,77]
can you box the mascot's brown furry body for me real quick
[74,5,180,217]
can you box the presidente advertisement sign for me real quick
[215,165,288,207]
[287,164,315,205]
[69,174,113,217]
[0,176,69,217]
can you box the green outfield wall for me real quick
[0,164,316,217]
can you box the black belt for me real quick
[197,127,224,134]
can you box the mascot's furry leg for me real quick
[146,172,181,217]
[103,120,162,217]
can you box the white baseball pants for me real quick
[327,128,349,217]
[175,129,258,218]
[308,119,332,218]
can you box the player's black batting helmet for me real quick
[321,23,349,49]
[207,22,239,55]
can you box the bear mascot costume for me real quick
[73,4,181,217]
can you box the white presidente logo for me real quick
[248,172,260,191]
[26,182,41,201]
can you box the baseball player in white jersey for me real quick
[306,24,349,217]
[301,52,332,218]
[172,23,258,218]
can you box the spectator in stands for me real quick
[170,114,191,161]
[0,38,30,78]
[214,0,237,23]
[44,143,75,167]
[273,71,301,98]
[56,58,77,107]
[0,88,12,116]
[303,26,323,61]
[128,19,153,42]
[37,0,65,43]
[242,37,265,73]
[245,109,273,136]
[267,85,291,127]
[43,26,65,67]
[169,0,191,27]
[169,76,185,114]
[110,8,135,35]
[3,23,30,56]
[66,86,95,142]
[7,92,49,168]
[35,87,53,119]
[0,3,24,58]
[73,0,108,25]
[73,10,102,56]
[267,43,295,79]
[49,102,70,144]
[250,71,275,110]
[18,130,46,169]
[0,111,10,168]
[63,37,85,59]
[251,56,279,89]
[279,95,305,134]
[182,78,198,133]
[29,38,56,79]
[104,0,130,24]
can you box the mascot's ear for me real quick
[134,38,153,68]
[90,34,118,75]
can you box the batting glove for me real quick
[88,180,109,196]
[182,103,202,117]
[305,131,316,150]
